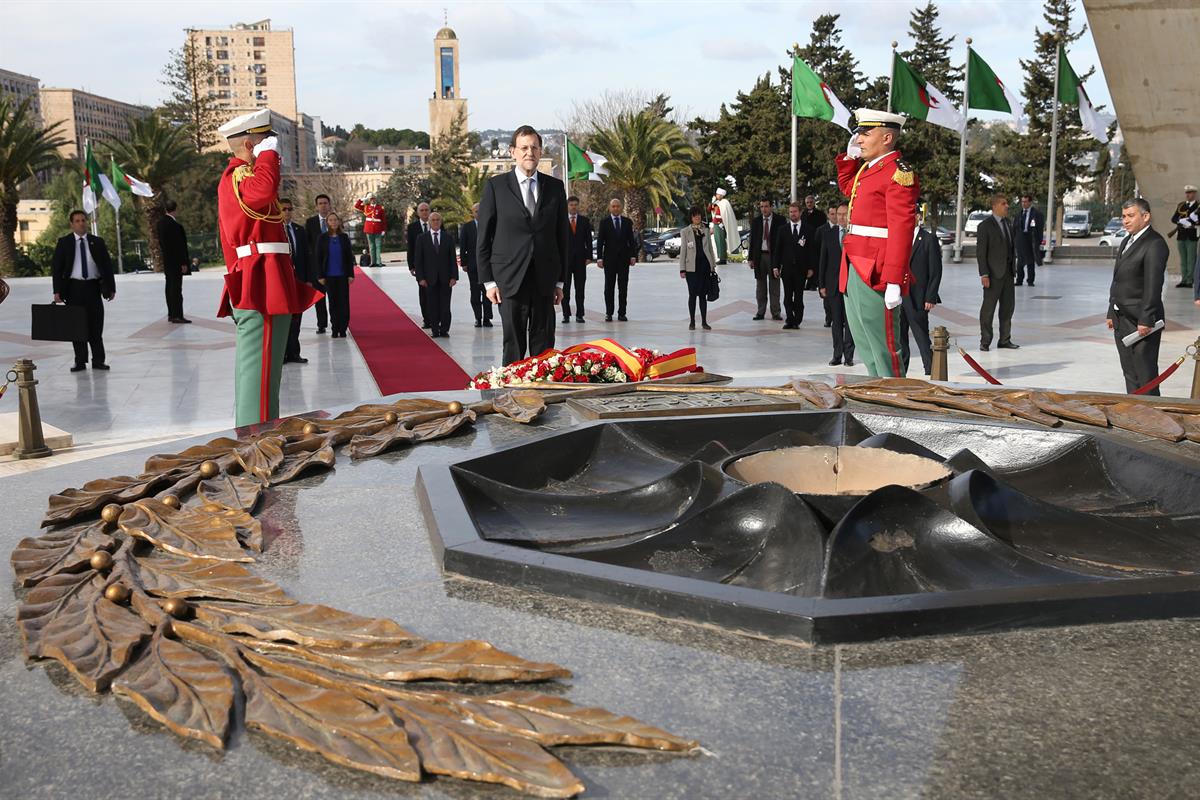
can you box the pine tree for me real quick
[160,39,222,153]
[428,110,473,223]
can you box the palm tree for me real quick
[105,113,195,271]
[0,97,68,276]
[437,166,487,227]
[587,112,699,241]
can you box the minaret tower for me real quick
[428,16,468,144]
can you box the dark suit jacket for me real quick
[976,215,1015,279]
[316,231,355,280]
[749,212,787,279]
[52,233,116,296]
[774,218,814,278]
[1013,205,1044,249]
[909,227,943,307]
[1108,227,1168,327]
[568,214,594,267]
[458,219,477,273]
[304,215,328,256]
[817,225,843,294]
[156,214,190,274]
[476,171,569,298]
[415,229,459,286]
[801,208,827,231]
[407,217,430,271]
[596,214,637,269]
[284,221,311,282]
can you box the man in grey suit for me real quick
[976,193,1019,351]
[1107,198,1168,394]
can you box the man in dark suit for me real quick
[414,211,458,338]
[819,204,838,322]
[477,125,569,364]
[156,199,191,323]
[1014,193,1044,287]
[303,193,331,333]
[818,203,854,366]
[280,198,310,363]
[52,209,116,372]
[563,195,594,323]
[976,193,1019,351]
[900,215,944,375]
[775,201,814,329]
[458,202,490,328]
[596,197,637,321]
[1107,198,1169,394]
[748,198,786,320]
[406,201,433,328]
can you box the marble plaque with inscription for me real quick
[567,391,805,419]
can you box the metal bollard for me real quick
[1191,337,1200,401]
[931,326,950,382]
[11,359,52,459]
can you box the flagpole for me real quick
[85,138,98,237]
[953,39,972,264]
[887,43,897,113]
[563,133,570,200]
[113,203,124,274]
[1044,40,1062,265]
[790,43,798,204]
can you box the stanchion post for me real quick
[931,326,950,382]
[1190,337,1200,401]
[11,359,52,459]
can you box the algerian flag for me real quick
[99,174,121,210]
[891,53,965,132]
[82,141,103,214]
[110,158,155,197]
[1057,45,1108,142]
[566,138,608,182]
[966,47,1026,130]
[791,56,852,131]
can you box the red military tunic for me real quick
[216,149,322,317]
[835,150,920,294]
[354,199,388,235]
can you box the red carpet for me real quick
[348,268,471,394]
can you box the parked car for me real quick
[662,232,683,258]
[641,228,679,261]
[1103,217,1122,235]
[1063,210,1092,238]
[935,226,955,245]
[1098,228,1128,248]
[963,211,989,238]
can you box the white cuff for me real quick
[556,282,564,288]
[484,281,497,290]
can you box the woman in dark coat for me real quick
[317,212,356,338]
[678,207,718,330]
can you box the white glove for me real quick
[1181,219,1194,229]
[846,132,862,159]
[884,283,902,310]
[252,136,279,157]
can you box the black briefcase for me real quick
[31,303,88,342]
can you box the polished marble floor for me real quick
[2,250,1197,464]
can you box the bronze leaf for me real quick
[385,695,585,799]
[492,391,548,423]
[11,522,114,587]
[143,437,243,474]
[42,473,180,528]
[348,411,476,460]
[234,436,287,482]
[135,554,295,606]
[17,571,151,692]
[841,387,942,412]
[790,379,844,409]
[1105,402,1187,442]
[191,501,264,553]
[119,498,253,563]
[193,601,417,649]
[991,394,1063,427]
[197,474,264,512]
[1030,392,1110,427]
[1167,413,1200,444]
[268,440,337,485]
[112,628,234,749]
[908,390,1014,420]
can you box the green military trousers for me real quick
[367,233,383,267]
[232,307,291,427]
[1178,239,1196,284]
[712,224,727,263]
[844,266,906,378]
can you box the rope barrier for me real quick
[955,345,1188,396]
[1133,356,1185,395]
[957,347,1003,385]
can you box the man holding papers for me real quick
[1106,198,1168,395]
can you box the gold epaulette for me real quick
[892,160,915,187]
[231,163,284,224]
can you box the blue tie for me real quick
[79,237,89,279]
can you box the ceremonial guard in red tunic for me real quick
[834,109,920,377]
[354,193,388,267]
[216,109,322,426]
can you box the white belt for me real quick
[366,217,382,223]
[845,224,888,239]
[234,242,291,258]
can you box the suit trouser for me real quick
[366,233,383,266]
[325,276,351,335]
[1015,240,1038,284]
[823,293,833,325]
[829,292,855,362]
[979,273,1015,346]
[66,279,105,366]
[285,313,302,360]
[1177,239,1197,283]
[466,271,492,322]
[899,294,933,375]
[499,268,555,365]
[417,282,432,326]
[1112,317,1162,395]
[164,268,184,318]
[427,280,453,334]
[755,271,781,316]
[311,286,328,330]
[562,263,587,319]
[604,264,629,317]
[781,272,804,324]
[844,267,903,377]
[232,307,290,427]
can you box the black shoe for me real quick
[1177,282,1189,288]
[1015,281,1024,286]
[701,322,711,330]
[421,323,431,329]
[782,323,796,330]
[844,358,854,367]
[284,356,309,364]
[442,331,450,337]
[824,321,832,327]
[605,315,613,322]
[562,317,571,323]
[169,317,192,323]
[689,321,696,330]
[772,315,783,321]
[618,315,628,322]
[474,320,482,328]
[316,327,327,334]
[980,344,990,351]
[998,341,1020,349]
[70,364,86,372]
[483,319,493,328]
[717,260,727,266]
[1027,282,1035,287]
[752,314,765,320]
[828,358,842,366]
[92,363,110,370]
[575,316,584,323]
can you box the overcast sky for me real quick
[4,0,1110,133]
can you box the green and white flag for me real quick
[791,56,851,131]
[110,158,155,197]
[966,47,1025,129]
[891,53,965,132]
[1057,45,1108,142]
[81,142,105,214]
[566,138,608,182]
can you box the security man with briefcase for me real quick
[50,209,116,372]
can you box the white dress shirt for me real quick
[1121,224,1149,254]
[70,234,98,280]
